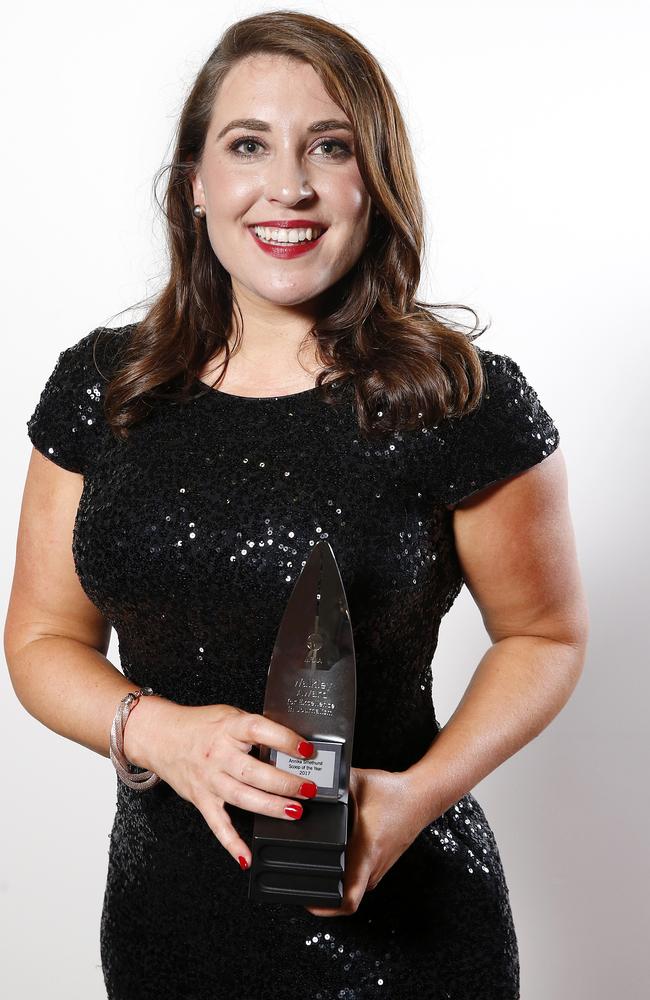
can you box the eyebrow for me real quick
[216,118,354,141]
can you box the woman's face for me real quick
[191,53,373,311]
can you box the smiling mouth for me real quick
[247,224,327,246]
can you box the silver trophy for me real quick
[248,540,357,907]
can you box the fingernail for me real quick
[297,740,314,757]
[299,781,317,798]
[285,803,303,819]
[238,855,249,870]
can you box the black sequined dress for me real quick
[26,324,560,1000]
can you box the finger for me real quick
[239,713,315,761]
[195,794,252,870]
[305,885,364,916]
[228,745,317,800]
[217,770,308,821]
[305,874,366,916]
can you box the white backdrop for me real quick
[2,1,648,997]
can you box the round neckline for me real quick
[192,376,338,402]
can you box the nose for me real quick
[263,148,316,207]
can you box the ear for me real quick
[191,170,205,207]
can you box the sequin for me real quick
[25,324,559,999]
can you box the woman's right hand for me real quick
[123,697,317,869]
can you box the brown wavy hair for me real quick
[99,8,489,441]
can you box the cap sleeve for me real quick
[440,348,560,506]
[26,328,107,475]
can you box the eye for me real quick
[312,138,352,159]
[228,137,264,158]
[227,136,352,160]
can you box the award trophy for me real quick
[248,539,357,908]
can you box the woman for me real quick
[6,10,588,1000]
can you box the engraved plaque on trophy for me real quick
[248,540,357,908]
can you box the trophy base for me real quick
[248,800,348,907]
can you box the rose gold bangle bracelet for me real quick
[109,687,161,791]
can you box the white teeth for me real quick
[252,225,323,245]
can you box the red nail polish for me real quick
[297,740,314,757]
[299,781,317,798]
[285,803,303,818]
[238,855,249,870]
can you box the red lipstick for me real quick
[247,221,327,259]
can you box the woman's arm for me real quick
[403,446,589,827]
[4,449,174,767]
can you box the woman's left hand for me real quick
[304,766,429,917]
